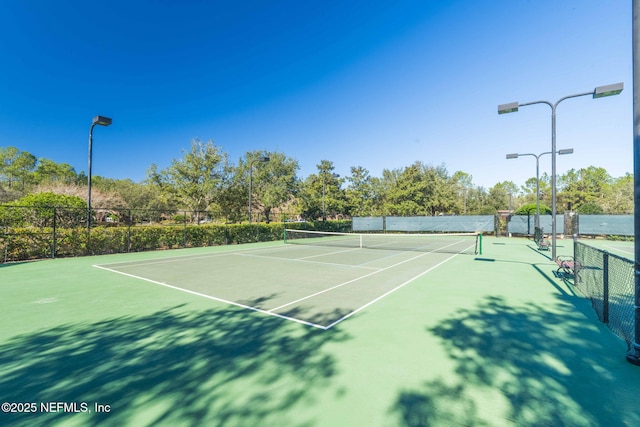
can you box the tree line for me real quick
[0,140,633,223]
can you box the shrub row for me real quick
[1,220,352,262]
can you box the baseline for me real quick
[92,264,329,329]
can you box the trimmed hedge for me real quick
[0,220,352,262]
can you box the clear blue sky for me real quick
[0,0,631,189]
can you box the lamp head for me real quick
[593,82,623,98]
[92,115,112,126]
[506,153,519,159]
[498,102,519,114]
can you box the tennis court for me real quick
[94,231,480,329]
[2,234,640,427]
[577,238,634,259]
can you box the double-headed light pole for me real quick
[505,149,573,233]
[87,115,112,230]
[248,156,270,224]
[498,82,623,259]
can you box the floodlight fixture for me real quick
[498,82,622,259]
[498,102,519,114]
[505,148,572,232]
[593,82,624,99]
[92,115,112,127]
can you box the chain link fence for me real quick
[507,214,633,238]
[0,205,341,262]
[574,241,635,348]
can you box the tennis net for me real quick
[283,229,481,255]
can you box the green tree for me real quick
[215,161,249,223]
[451,171,474,215]
[34,158,77,185]
[298,160,345,220]
[147,139,227,220]
[602,173,633,213]
[521,174,551,207]
[462,186,483,215]
[1,192,86,227]
[382,162,457,216]
[424,164,458,216]
[241,151,299,223]
[345,166,381,217]
[513,203,551,216]
[0,146,37,192]
[559,167,612,213]
[383,163,428,216]
[577,202,604,214]
[486,181,518,212]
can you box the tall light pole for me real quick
[627,0,640,366]
[499,83,623,259]
[322,172,339,221]
[87,115,112,230]
[248,156,269,223]
[506,148,573,233]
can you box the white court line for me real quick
[236,241,417,270]
[355,238,470,267]
[96,243,302,269]
[290,244,416,269]
[603,245,633,255]
[94,239,473,330]
[297,246,361,260]
[323,252,461,329]
[92,264,329,330]
[234,252,381,270]
[268,240,470,313]
[101,252,236,269]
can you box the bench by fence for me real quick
[536,239,550,251]
[555,255,579,278]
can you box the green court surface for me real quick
[575,237,634,260]
[1,236,639,426]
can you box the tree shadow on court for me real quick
[0,260,41,268]
[388,295,640,426]
[277,306,354,328]
[235,296,352,328]
[0,304,349,426]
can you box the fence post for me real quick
[603,252,609,324]
[183,210,187,248]
[52,206,57,259]
[2,229,7,263]
[573,234,578,285]
[127,209,131,253]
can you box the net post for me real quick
[359,233,363,249]
[283,228,287,244]
[478,233,482,255]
